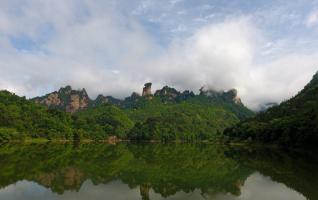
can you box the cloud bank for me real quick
[0,0,317,110]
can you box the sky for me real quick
[0,0,318,109]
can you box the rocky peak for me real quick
[130,92,141,100]
[200,86,242,105]
[58,85,72,94]
[123,92,141,104]
[224,89,242,104]
[154,86,195,103]
[178,90,195,101]
[80,88,88,97]
[33,86,91,113]
[93,94,121,106]
[154,86,180,97]
[142,83,152,96]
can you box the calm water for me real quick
[0,143,317,200]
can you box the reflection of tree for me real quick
[0,143,316,199]
[224,147,318,200]
[140,184,150,200]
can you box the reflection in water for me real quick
[0,143,316,200]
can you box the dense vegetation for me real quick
[126,97,241,141]
[0,91,133,141]
[73,105,134,140]
[224,72,318,148]
[0,85,254,142]
[0,90,74,141]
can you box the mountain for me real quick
[119,85,254,141]
[0,82,254,142]
[0,90,136,141]
[32,86,121,113]
[224,71,318,148]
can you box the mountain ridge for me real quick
[32,83,248,113]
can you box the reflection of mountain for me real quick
[0,143,316,199]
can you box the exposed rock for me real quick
[66,94,80,112]
[154,86,195,103]
[224,89,242,104]
[177,90,195,101]
[93,95,121,106]
[154,86,180,98]
[65,89,90,113]
[200,86,242,105]
[33,83,246,112]
[142,83,152,96]
[35,92,61,106]
[58,85,72,94]
[33,86,91,113]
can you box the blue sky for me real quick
[0,0,318,109]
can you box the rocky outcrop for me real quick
[178,90,195,101]
[33,86,91,113]
[65,90,90,113]
[154,86,194,103]
[34,92,61,106]
[33,83,244,112]
[154,86,180,98]
[142,83,152,96]
[224,89,242,104]
[93,95,121,106]
[200,86,242,105]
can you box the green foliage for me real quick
[74,104,134,139]
[0,86,254,141]
[127,100,239,141]
[125,95,253,141]
[224,72,318,148]
[0,90,73,141]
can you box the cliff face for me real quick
[33,83,246,113]
[33,86,91,113]
[142,83,152,96]
[65,91,90,113]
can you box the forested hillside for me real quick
[0,83,254,142]
[224,72,318,148]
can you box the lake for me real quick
[0,142,317,200]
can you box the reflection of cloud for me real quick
[205,172,306,200]
[0,173,306,200]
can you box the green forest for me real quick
[0,87,253,142]
[1,71,318,148]
[224,72,318,148]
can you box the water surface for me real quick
[0,143,317,200]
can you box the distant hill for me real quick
[224,71,318,148]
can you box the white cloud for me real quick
[142,18,317,109]
[0,1,317,110]
[306,10,318,27]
